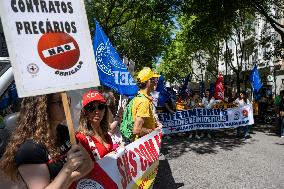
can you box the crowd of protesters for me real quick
[0,67,283,189]
[153,81,284,139]
[0,67,163,189]
[155,84,255,139]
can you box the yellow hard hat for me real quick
[137,67,160,83]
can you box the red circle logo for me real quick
[242,109,248,117]
[38,33,80,70]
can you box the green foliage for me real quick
[84,0,179,70]
[181,0,284,55]
[83,0,283,83]
[157,20,193,83]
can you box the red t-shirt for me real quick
[76,132,113,161]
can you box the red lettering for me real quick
[117,157,127,189]
[129,150,138,178]
[122,154,132,184]
[154,133,162,148]
[139,144,154,167]
[140,144,153,162]
[144,139,159,160]
[134,148,148,171]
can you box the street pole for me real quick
[274,67,276,98]
[244,53,248,93]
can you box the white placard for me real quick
[0,0,100,97]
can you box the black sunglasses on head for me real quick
[85,103,106,112]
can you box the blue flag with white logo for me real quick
[156,75,171,106]
[249,64,263,93]
[178,74,191,100]
[93,21,138,96]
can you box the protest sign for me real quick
[0,0,99,97]
[158,105,254,134]
[70,129,162,189]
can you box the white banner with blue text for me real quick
[158,105,254,134]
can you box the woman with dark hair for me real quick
[76,90,114,161]
[234,91,251,138]
[0,93,93,189]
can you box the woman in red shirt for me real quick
[76,90,114,161]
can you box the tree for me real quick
[157,15,193,83]
[178,1,273,92]
[157,35,193,83]
[222,11,257,93]
[248,0,284,43]
[182,0,284,44]
[84,0,180,70]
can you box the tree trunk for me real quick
[236,72,241,94]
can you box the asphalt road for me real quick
[153,124,284,189]
[0,123,283,189]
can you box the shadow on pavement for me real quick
[153,159,184,189]
[253,122,281,136]
[160,132,247,159]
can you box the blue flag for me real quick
[156,75,171,106]
[209,83,215,98]
[249,65,263,93]
[178,74,191,99]
[93,21,138,96]
[199,81,205,98]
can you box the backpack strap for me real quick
[136,93,147,98]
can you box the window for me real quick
[0,58,11,77]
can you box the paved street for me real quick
[153,124,284,189]
[0,124,283,189]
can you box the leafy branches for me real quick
[84,0,181,70]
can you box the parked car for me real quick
[0,57,21,157]
[0,57,26,189]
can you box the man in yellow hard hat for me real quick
[132,67,161,139]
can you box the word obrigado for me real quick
[11,0,77,35]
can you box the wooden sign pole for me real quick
[61,92,76,144]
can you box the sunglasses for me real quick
[85,103,106,112]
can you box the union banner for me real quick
[70,130,162,189]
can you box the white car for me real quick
[0,57,14,157]
[0,57,26,189]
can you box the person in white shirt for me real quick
[201,90,210,108]
[234,91,251,139]
[200,89,221,138]
[188,93,203,139]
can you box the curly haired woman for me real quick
[0,93,93,189]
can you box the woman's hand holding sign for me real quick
[66,144,94,182]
